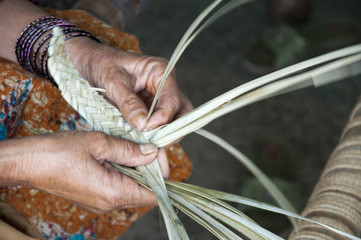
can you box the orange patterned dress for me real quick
[0,9,192,240]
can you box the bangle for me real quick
[15,16,100,82]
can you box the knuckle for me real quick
[89,132,111,159]
[171,94,181,109]
[119,140,137,164]
[92,132,109,146]
[104,192,122,209]
[98,182,123,210]
[104,70,131,94]
[123,94,139,107]
[102,182,137,210]
[148,56,168,66]
[156,58,169,68]
[146,57,168,74]
[120,95,142,116]
[91,131,107,140]
[158,96,181,121]
[158,107,172,120]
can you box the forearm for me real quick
[0,0,100,83]
[0,0,48,62]
[0,137,34,186]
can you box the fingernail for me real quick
[145,118,158,131]
[146,124,158,131]
[140,144,156,155]
[133,112,147,130]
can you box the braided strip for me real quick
[47,28,188,239]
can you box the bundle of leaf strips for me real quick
[47,0,361,239]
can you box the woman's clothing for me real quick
[0,9,192,240]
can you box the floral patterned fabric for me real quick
[0,9,192,240]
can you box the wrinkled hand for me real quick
[65,37,193,131]
[19,131,170,213]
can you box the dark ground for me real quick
[41,0,361,239]
[122,0,361,239]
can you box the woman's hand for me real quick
[0,131,170,213]
[65,37,193,131]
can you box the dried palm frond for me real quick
[113,164,360,240]
[148,0,252,117]
[46,0,361,238]
[47,27,361,239]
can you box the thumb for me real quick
[106,76,149,130]
[115,89,149,131]
[92,135,158,167]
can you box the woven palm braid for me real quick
[47,28,187,239]
[47,43,149,143]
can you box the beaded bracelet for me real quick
[15,16,100,81]
[41,29,99,81]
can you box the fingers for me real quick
[114,150,169,208]
[78,132,160,211]
[116,89,148,130]
[174,92,194,120]
[141,58,193,130]
[104,170,158,210]
[117,173,158,208]
[88,133,169,210]
[25,131,161,213]
[90,132,169,180]
[104,71,149,130]
[95,51,193,131]
[79,168,158,213]
[146,89,194,132]
[145,80,181,130]
[89,132,158,167]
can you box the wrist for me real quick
[64,36,101,86]
[65,37,117,88]
[15,15,100,82]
